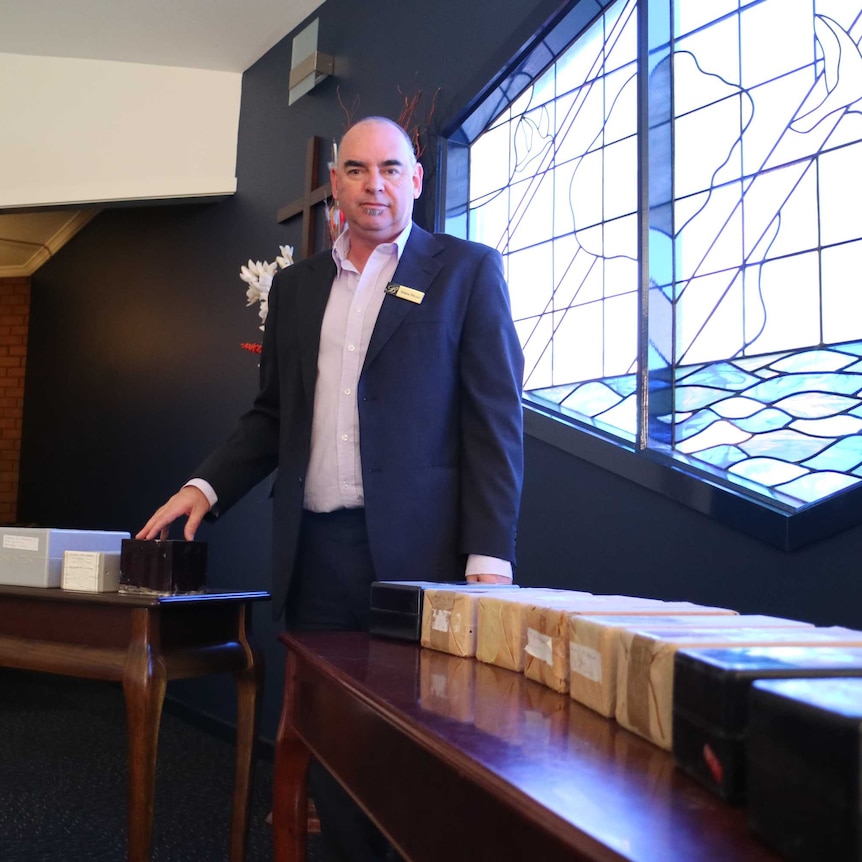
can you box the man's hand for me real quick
[136,486,211,542]
[466,573,513,584]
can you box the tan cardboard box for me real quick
[420,585,521,657]
[569,613,808,717]
[616,625,862,751]
[476,588,590,671]
[523,595,737,694]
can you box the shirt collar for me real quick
[332,222,413,274]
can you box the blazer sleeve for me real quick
[457,245,525,564]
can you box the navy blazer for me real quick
[194,225,524,617]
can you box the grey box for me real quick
[0,527,130,588]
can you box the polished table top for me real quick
[282,631,782,862]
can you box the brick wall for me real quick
[0,277,29,524]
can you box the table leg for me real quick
[273,649,312,862]
[230,603,264,862]
[122,608,167,862]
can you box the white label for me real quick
[570,643,603,682]
[525,627,553,665]
[3,535,39,552]
[64,551,100,575]
[431,608,451,633]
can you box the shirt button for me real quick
[347,344,356,352]
[344,388,351,395]
[341,434,349,442]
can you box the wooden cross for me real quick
[277,136,333,260]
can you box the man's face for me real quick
[331,120,424,247]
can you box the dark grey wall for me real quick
[18,0,862,744]
[19,0,565,742]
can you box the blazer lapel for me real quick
[363,226,443,371]
[296,255,336,403]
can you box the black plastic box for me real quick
[369,581,517,641]
[747,677,862,862]
[672,645,862,802]
[119,539,207,595]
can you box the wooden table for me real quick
[273,631,784,862]
[0,584,269,862]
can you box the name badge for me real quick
[385,283,424,304]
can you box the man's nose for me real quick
[365,170,384,192]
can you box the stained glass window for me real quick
[445,0,862,512]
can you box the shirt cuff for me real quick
[465,554,513,581]
[184,478,218,509]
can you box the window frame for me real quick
[437,0,862,550]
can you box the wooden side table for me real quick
[0,585,270,862]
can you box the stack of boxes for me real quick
[370,580,862,861]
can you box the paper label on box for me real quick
[570,643,602,682]
[525,627,553,666]
[431,608,451,633]
[3,535,39,552]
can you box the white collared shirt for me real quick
[303,223,409,511]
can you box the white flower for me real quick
[240,247,294,333]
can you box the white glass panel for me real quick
[603,214,638,295]
[553,159,577,238]
[678,271,744,365]
[744,253,821,354]
[556,85,604,163]
[740,0,813,88]
[554,233,603,308]
[673,49,743,117]
[553,300,605,381]
[469,189,510,252]
[746,71,813,175]
[674,98,743,198]
[820,142,862,246]
[822,241,862,344]
[675,0,739,38]
[743,162,817,262]
[675,16,740,90]
[603,64,638,144]
[507,241,554,321]
[676,181,744,281]
[508,172,554,252]
[518,314,553,390]
[604,0,637,75]
[570,149,605,229]
[556,17,606,93]
[603,137,638,220]
[603,292,638,375]
[469,122,511,200]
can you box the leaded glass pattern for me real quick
[453,0,862,511]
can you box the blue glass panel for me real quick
[729,457,808,486]
[746,372,862,402]
[691,444,748,469]
[776,392,861,419]
[677,362,760,390]
[802,436,862,472]
[734,408,793,434]
[775,472,862,503]
[738,429,829,462]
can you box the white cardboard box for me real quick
[0,528,130,588]
[62,550,121,592]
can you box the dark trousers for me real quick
[284,508,393,862]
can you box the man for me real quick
[138,116,524,858]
